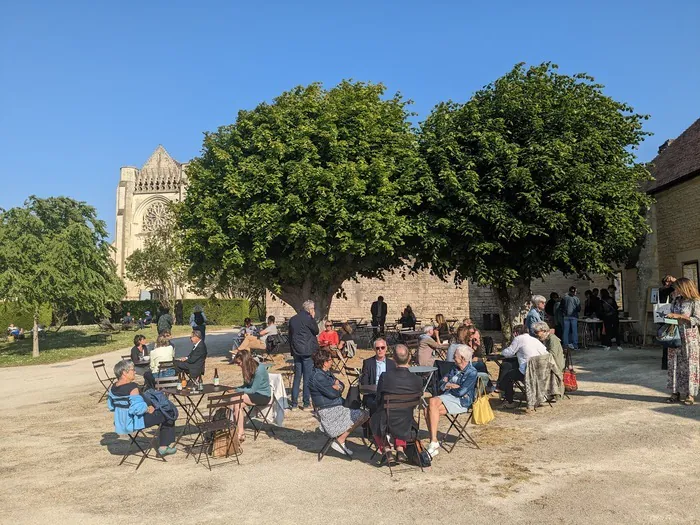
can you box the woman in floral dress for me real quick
[665,277,700,405]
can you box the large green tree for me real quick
[177,80,429,320]
[418,63,652,340]
[0,196,125,356]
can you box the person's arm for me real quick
[128,392,150,416]
[237,368,261,394]
[360,359,371,385]
[130,346,139,362]
[451,367,477,398]
[426,337,440,349]
[316,373,342,399]
[187,345,206,364]
[501,338,520,358]
[202,312,207,324]
[189,313,195,328]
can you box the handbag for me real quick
[657,323,680,344]
[407,438,432,467]
[210,408,242,457]
[472,377,495,425]
[563,350,578,392]
[343,385,361,409]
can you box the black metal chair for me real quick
[379,393,426,477]
[92,359,116,403]
[110,395,167,470]
[187,393,244,470]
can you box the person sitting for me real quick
[107,359,176,456]
[318,320,340,348]
[370,344,423,464]
[7,324,20,337]
[157,307,173,335]
[360,338,397,412]
[424,345,478,458]
[435,313,449,338]
[231,350,272,442]
[500,324,548,409]
[149,334,175,377]
[337,323,355,356]
[398,305,416,330]
[308,347,369,457]
[121,312,134,327]
[137,311,153,329]
[130,334,149,363]
[233,315,277,353]
[175,330,208,381]
[533,321,564,372]
[417,325,441,366]
[447,325,469,362]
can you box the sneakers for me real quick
[427,441,440,458]
[616,346,623,351]
[330,441,353,456]
[158,446,177,456]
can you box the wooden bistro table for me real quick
[162,383,235,446]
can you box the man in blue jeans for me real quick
[288,300,319,409]
[559,286,581,349]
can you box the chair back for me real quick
[158,360,174,372]
[483,336,494,355]
[206,392,244,420]
[121,355,131,361]
[92,359,112,382]
[155,376,179,391]
[382,393,422,411]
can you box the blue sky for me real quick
[1,1,699,239]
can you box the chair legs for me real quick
[244,395,277,441]
[119,428,166,470]
[440,412,479,453]
[317,436,352,462]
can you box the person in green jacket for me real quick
[232,349,271,442]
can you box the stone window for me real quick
[682,261,699,286]
[142,201,171,233]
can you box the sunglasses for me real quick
[375,345,387,350]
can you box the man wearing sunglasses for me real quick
[360,338,396,413]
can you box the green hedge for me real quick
[110,298,257,326]
[0,304,52,331]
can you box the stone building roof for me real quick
[134,145,183,193]
[647,117,700,194]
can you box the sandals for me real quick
[683,396,695,406]
[666,393,681,403]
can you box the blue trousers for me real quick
[291,355,312,407]
[563,317,579,349]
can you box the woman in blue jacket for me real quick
[423,345,478,458]
[309,347,368,457]
[107,359,177,456]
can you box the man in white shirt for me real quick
[500,324,548,408]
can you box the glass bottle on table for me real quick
[213,368,219,387]
[176,372,183,391]
[181,372,187,391]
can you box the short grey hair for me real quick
[532,295,546,305]
[532,321,550,335]
[394,344,410,365]
[302,300,315,313]
[423,324,434,334]
[114,359,134,380]
[191,329,203,340]
[454,344,474,362]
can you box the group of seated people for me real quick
[6,323,25,338]
[231,316,278,355]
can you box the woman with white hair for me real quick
[424,344,478,458]
[525,295,547,337]
[189,304,208,341]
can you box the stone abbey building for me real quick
[115,146,615,328]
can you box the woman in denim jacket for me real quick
[308,348,368,457]
[423,345,478,458]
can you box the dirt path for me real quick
[1,339,698,525]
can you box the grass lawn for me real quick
[0,325,230,367]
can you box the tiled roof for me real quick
[647,118,700,193]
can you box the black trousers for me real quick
[194,324,206,341]
[601,317,619,346]
[143,411,175,446]
[497,358,519,388]
[502,369,525,403]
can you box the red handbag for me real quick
[563,350,578,392]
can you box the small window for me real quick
[682,261,699,285]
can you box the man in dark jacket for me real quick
[370,344,423,464]
[288,300,319,409]
[370,296,388,333]
[175,330,208,380]
[360,338,397,413]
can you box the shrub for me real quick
[0,303,52,331]
[110,298,256,326]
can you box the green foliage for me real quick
[125,219,187,313]
[0,303,52,332]
[418,62,652,287]
[180,298,255,325]
[111,300,162,323]
[176,80,430,317]
[0,196,125,355]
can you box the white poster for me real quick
[653,303,674,324]
[650,287,659,305]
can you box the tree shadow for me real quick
[573,391,667,404]
[651,404,700,421]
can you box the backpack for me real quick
[194,312,205,326]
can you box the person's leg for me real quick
[199,325,206,341]
[427,396,444,443]
[335,410,369,445]
[237,336,252,352]
[143,411,175,448]
[503,369,524,403]
[562,318,570,347]
[248,337,266,351]
[236,394,255,439]
[143,370,156,390]
[301,356,313,407]
[611,319,620,348]
[291,355,302,407]
[662,344,669,370]
[175,360,191,374]
[497,359,515,389]
[601,319,611,347]
[394,438,407,452]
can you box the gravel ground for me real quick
[1,331,698,525]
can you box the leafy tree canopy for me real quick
[177,80,430,317]
[418,63,652,336]
[0,196,125,355]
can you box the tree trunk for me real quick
[32,307,40,358]
[494,280,532,344]
[279,279,342,325]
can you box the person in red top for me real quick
[318,321,340,348]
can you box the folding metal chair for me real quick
[110,395,167,470]
[380,393,426,477]
[154,376,180,391]
[92,359,116,403]
[244,392,277,440]
[187,392,243,470]
[440,407,480,453]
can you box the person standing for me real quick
[288,300,319,409]
[370,296,388,333]
[659,275,677,370]
[665,277,700,406]
[189,305,207,341]
[525,295,547,336]
[559,286,581,349]
[599,289,621,351]
[157,307,173,335]
[544,292,559,327]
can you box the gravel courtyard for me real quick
[1,332,698,525]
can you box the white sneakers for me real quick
[331,441,353,456]
[427,441,440,458]
[616,346,623,351]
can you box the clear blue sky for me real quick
[2,1,699,239]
